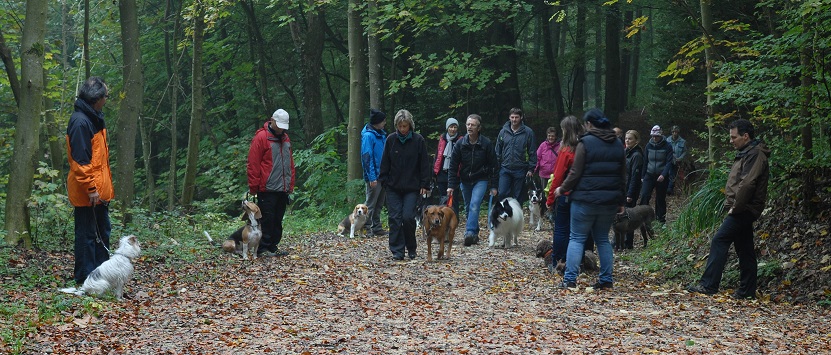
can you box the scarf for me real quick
[397,130,412,144]
[442,133,458,170]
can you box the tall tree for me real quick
[800,33,817,217]
[289,0,326,141]
[489,18,522,120]
[346,0,366,180]
[700,0,715,164]
[367,0,383,110]
[603,2,622,120]
[4,0,48,247]
[114,0,145,221]
[164,0,182,211]
[572,1,587,112]
[240,0,272,113]
[620,9,633,110]
[0,32,21,103]
[541,4,565,119]
[182,1,206,206]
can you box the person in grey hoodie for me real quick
[495,107,536,201]
[639,125,673,223]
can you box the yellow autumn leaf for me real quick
[821,265,831,272]
[791,242,802,249]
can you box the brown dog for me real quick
[222,200,263,260]
[421,205,458,261]
[612,205,655,250]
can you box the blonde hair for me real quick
[625,129,640,145]
[394,109,415,131]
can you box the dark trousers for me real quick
[698,211,758,295]
[258,191,289,252]
[550,195,593,265]
[498,167,526,202]
[436,170,460,215]
[74,204,111,284]
[639,173,668,223]
[386,189,418,258]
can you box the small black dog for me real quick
[612,205,656,250]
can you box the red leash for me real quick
[447,194,453,207]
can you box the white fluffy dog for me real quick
[488,197,524,248]
[60,235,141,301]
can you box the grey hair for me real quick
[394,109,415,131]
[77,77,108,105]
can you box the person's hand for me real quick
[490,188,498,196]
[447,188,453,196]
[370,180,377,188]
[420,188,428,196]
[657,175,665,182]
[728,207,734,215]
[526,171,533,177]
[618,206,625,214]
[553,187,562,198]
[626,197,633,203]
[88,191,100,206]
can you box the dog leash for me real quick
[90,203,112,255]
[487,194,493,230]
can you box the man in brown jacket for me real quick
[688,119,770,299]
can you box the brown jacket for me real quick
[724,140,770,219]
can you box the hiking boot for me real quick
[463,235,475,247]
[472,236,480,245]
[731,290,756,300]
[687,284,717,295]
[558,281,577,289]
[391,254,405,261]
[592,281,613,290]
[373,230,389,236]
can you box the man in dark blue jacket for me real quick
[361,108,388,236]
[639,125,673,223]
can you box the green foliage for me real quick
[292,125,362,213]
[29,162,73,250]
[672,168,728,242]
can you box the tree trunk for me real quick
[240,0,272,114]
[700,0,715,164]
[84,0,90,79]
[594,5,603,108]
[541,5,564,119]
[139,116,155,212]
[603,3,622,121]
[620,9,633,110]
[572,1,587,113]
[289,1,325,142]
[346,0,367,181]
[0,31,21,104]
[5,0,47,247]
[367,0,383,111]
[182,3,205,207]
[630,7,642,102]
[489,19,522,121]
[164,0,181,211]
[115,0,144,222]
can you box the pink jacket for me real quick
[535,139,561,179]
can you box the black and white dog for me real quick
[488,197,524,248]
[527,180,547,231]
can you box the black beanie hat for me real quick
[370,108,386,125]
[583,108,610,129]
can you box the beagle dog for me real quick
[337,204,369,238]
[222,200,263,260]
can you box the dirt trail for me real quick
[29,219,830,354]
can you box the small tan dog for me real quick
[222,200,263,260]
[338,204,369,238]
[421,205,458,261]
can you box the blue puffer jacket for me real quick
[361,123,387,182]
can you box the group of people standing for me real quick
[65,75,768,301]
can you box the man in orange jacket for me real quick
[66,77,114,285]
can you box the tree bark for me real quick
[84,0,90,79]
[367,0,383,110]
[164,0,182,211]
[347,0,366,180]
[603,3,622,121]
[572,1,587,113]
[115,0,144,222]
[630,7,642,102]
[240,0,272,114]
[5,0,47,247]
[139,115,155,212]
[594,5,603,108]
[620,9,633,110]
[0,31,21,104]
[700,0,715,164]
[289,0,325,142]
[541,5,565,119]
[182,2,205,207]
[489,19,522,121]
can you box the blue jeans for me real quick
[498,167,526,201]
[564,201,616,284]
[74,204,111,284]
[698,211,757,295]
[551,195,571,264]
[639,173,668,223]
[386,190,418,258]
[460,180,489,236]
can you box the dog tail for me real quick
[204,231,214,243]
[59,287,85,296]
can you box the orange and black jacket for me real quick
[66,98,114,207]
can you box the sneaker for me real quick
[558,281,577,289]
[463,235,474,247]
[686,284,717,295]
[731,291,756,300]
[257,250,276,258]
[373,230,389,236]
[592,281,613,290]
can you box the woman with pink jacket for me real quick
[535,127,560,195]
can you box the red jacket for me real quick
[247,121,295,194]
[545,147,575,207]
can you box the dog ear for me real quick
[438,211,444,220]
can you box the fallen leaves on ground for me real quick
[21,224,831,354]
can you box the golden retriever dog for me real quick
[421,205,459,261]
[338,204,369,238]
[222,200,263,260]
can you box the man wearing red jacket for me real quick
[248,109,296,257]
[66,76,114,285]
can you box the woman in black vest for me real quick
[552,108,626,290]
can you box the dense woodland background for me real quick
[0,0,829,256]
